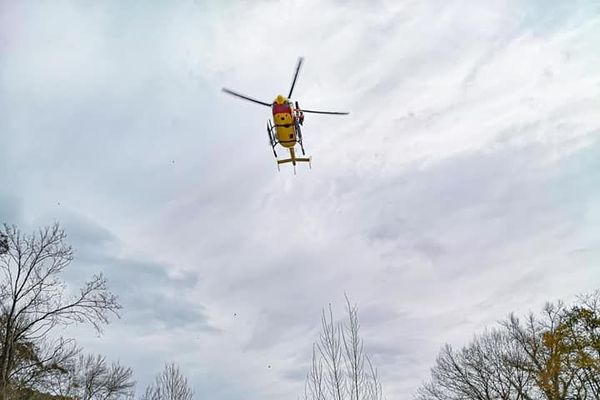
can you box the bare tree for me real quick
[416,291,600,400]
[343,296,382,400]
[55,353,135,400]
[0,235,7,256]
[306,344,326,400]
[415,330,536,400]
[343,297,365,400]
[364,355,382,400]
[142,362,193,400]
[505,292,600,400]
[9,336,80,395]
[305,297,383,400]
[318,304,346,400]
[503,305,568,400]
[0,223,122,398]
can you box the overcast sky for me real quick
[1,0,599,398]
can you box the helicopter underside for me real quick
[267,119,307,159]
[275,123,296,148]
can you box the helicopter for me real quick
[222,57,349,171]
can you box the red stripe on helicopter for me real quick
[272,103,292,115]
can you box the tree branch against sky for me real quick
[0,223,122,398]
[417,291,600,400]
[142,362,193,400]
[306,298,383,400]
[60,353,135,400]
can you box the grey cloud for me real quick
[366,342,412,367]
[1,2,599,400]
[53,211,216,333]
[358,303,407,326]
[0,193,23,225]
[243,293,322,352]
[358,142,587,267]
[282,365,310,382]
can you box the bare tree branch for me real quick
[306,297,383,400]
[0,223,122,397]
[142,362,193,400]
[416,291,600,400]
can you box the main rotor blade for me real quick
[222,88,272,107]
[301,109,349,115]
[287,57,304,98]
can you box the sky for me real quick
[1,0,600,398]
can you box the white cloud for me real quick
[1,0,599,399]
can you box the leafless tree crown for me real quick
[0,223,122,398]
[416,291,600,400]
[305,296,383,400]
[49,353,135,400]
[142,362,194,400]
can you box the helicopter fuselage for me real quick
[272,98,297,148]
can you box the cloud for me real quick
[0,194,23,225]
[1,1,599,399]
[56,211,216,332]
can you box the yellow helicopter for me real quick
[222,57,349,172]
